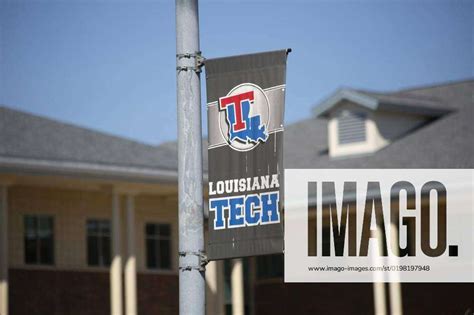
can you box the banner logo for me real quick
[218,83,269,151]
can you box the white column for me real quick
[388,223,403,315]
[372,225,387,315]
[110,191,123,315]
[206,260,225,315]
[372,282,386,315]
[125,195,137,315]
[216,261,226,315]
[205,260,218,315]
[247,258,256,315]
[0,186,8,315]
[231,259,244,315]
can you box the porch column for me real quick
[247,258,256,315]
[125,195,137,315]
[0,186,8,315]
[372,225,387,315]
[231,259,244,315]
[372,282,386,315]
[216,261,226,315]
[205,260,217,315]
[388,223,403,315]
[206,260,225,315]
[110,191,123,315]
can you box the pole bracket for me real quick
[178,250,208,272]
[176,51,206,73]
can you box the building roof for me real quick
[286,79,473,168]
[1,79,472,181]
[0,106,179,182]
[313,87,454,118]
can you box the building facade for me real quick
[0,79,473,314]
[0,176,181,314]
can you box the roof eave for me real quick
[0,156,180,184]
[313,89,379,118]
[312,89,452,118]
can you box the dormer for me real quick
[313,89,452,158]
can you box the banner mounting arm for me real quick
[176,51,206,73]
[178,250,209,272]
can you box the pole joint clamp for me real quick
[178,250,208,272]
[176,51,205,73]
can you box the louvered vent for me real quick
[337,110,367,144]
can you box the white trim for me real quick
[314,89,378,117]
[0,156,178,183]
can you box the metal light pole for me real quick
[175,0,206,314]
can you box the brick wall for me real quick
[254,281,373,315]
[9,269,179,315]
[137,273,179,315]
[402,283,474,314]
[254,280,474,315]
[10,269,110,315]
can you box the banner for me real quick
[205,49,289,260]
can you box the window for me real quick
[87,219,111,267]
[24,215,54,265]
[337,110,367,144]
[145,223,171,270]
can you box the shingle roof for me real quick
[1,79,472,178]
[313,87,453,118]
[0,106,178,171]
[286,79,473,168]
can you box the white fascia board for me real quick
[313,89,379,117]
[0,156,178,183]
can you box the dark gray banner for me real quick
[205,49,289,260]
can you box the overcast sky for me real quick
[1,0,472,145]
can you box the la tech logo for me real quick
[218,83,270,151]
